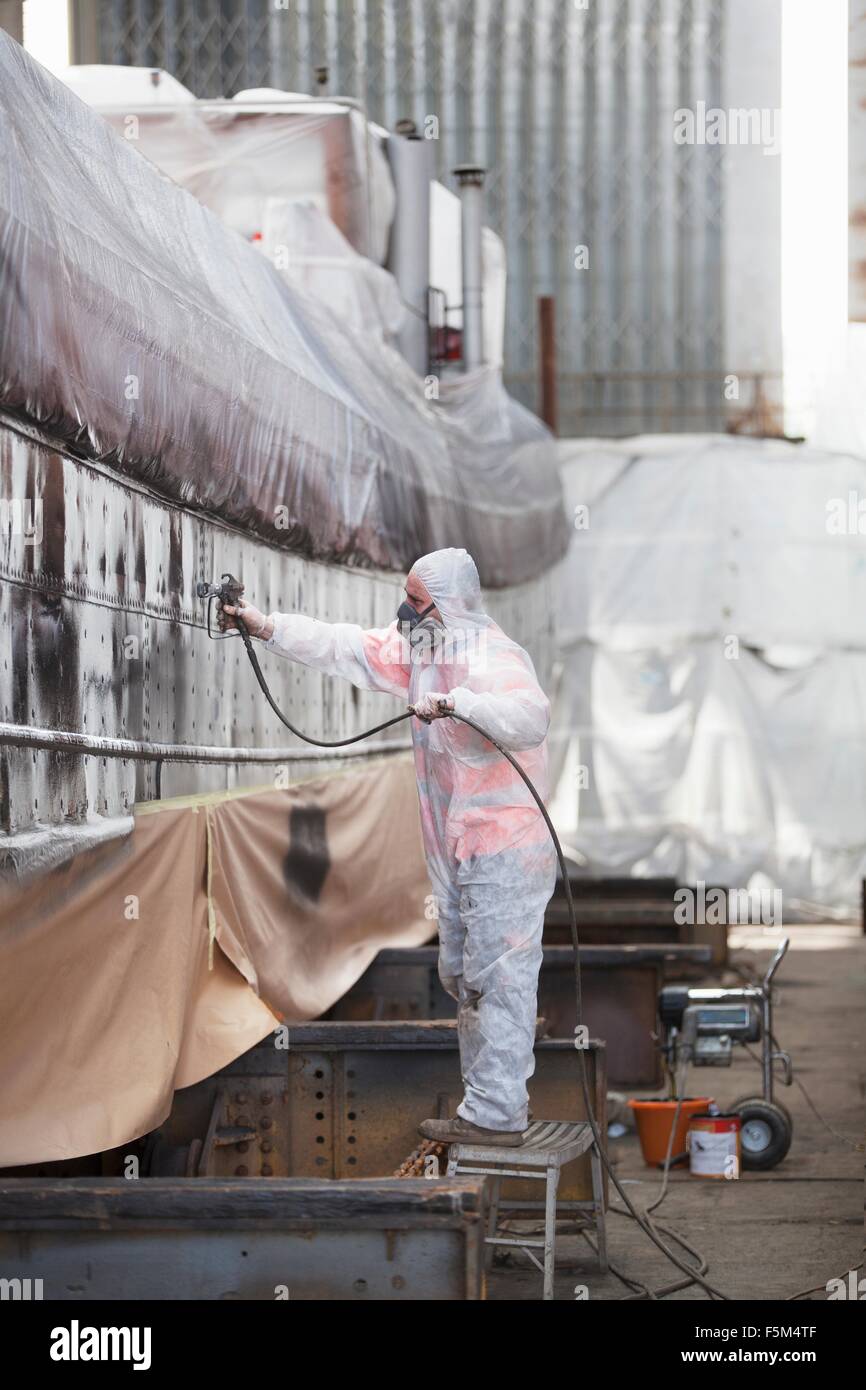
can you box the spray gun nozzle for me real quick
[197,573,245,638]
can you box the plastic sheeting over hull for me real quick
[0,34,568,589]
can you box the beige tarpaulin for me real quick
[206,755,435,1019]
[0,754,433,1167]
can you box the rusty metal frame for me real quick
[150,1023,609,1213]
[0,1176,488,1300]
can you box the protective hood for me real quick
[409,548,492,629]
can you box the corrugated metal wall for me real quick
[71,0,725,436]
[850,0,866,323]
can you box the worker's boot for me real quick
[417,1115,525,1146]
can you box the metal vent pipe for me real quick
[387,121,433,376]
[453,163,486,372]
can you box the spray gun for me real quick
[195,573,245,640]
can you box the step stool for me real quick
[446,1120,608,1300]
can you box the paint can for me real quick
[687,1112,741,1179]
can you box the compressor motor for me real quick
[657,937,794,1169]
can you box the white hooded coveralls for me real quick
[265,548,556,1130]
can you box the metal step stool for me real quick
[445,1120,608,1300]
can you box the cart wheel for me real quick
[730,1098,792,1170]
[732,1094,792,1128]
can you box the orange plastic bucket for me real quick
[628,1098,714,1166]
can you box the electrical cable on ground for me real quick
[728,958,862,1154]
[786,1262,863,1302]
[747,1037,864,1153]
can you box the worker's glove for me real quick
[411,692,455,723]
[219,598,272,640]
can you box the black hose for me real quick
[235,614,731,1298]
[236,617,414,746]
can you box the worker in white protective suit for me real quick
[221,548,556,1147]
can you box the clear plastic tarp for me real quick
[551,433,866,915]
[257,199,407,344]
[0,39,568,588]
[59,69,396,265]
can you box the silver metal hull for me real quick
[0,413,558,855]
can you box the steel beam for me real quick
[0,1177,488,1300]
[149,1023,609,1210]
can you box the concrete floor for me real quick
[488,926,865,1302]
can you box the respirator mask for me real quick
[397,598,444,655]
[396,598,434,629]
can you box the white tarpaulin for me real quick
[551,434,866,915]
